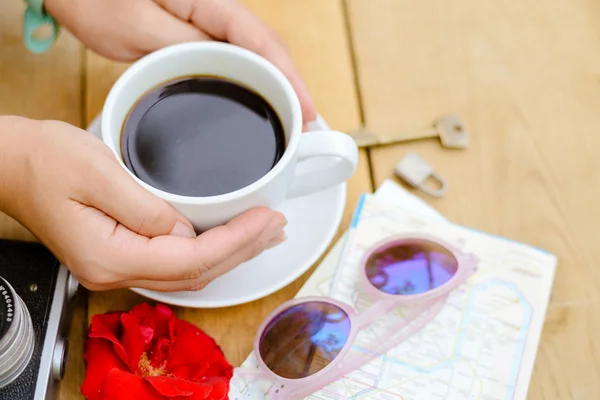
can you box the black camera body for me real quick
[0,239,79,400]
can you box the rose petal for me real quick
[166,321,232,381]
[193,351,233,381]
[168,321,220,362]
[199,377,229,400]
[149,337,171,369]
[145,376,212,398]
[89,312,121,334]
[168,377,229,400]
[168,332,213,372]
[131,302,174,340]
[168,318,197,341]
[139,324,155,346]
[155,303,175,320]
[169,365,193,380]
[81,338,128,400]
[88,313,128,366]
[120,313,146,372]
[103,368,164,400]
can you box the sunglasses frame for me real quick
[236,233,479,399]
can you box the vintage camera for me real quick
[0,239,79,399]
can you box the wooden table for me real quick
[1,0,599,399]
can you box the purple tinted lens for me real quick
[258,301,351,379]
[365,239,458,295]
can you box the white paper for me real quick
[230,180,556,400]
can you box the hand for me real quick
[45,0,317,124]
[0,116,287,292]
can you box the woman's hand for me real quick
[45,0,317,124]
[0,116,287,292]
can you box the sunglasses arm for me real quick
[352,298,398,330]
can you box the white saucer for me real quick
[86,114,346,308]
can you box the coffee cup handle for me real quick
[286,116,359,198]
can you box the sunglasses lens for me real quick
[258,301,351,379]
[365,239,458,295]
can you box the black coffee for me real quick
[121,76,285,197]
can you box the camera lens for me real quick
[0,277,35,389]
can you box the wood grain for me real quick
[348,0,600,398]
[0,2,87,399]
[84,0,371,369]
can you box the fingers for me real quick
[69,204,286,291]
[155,0,317,123]
[116,230,287,292]
[104,206,287,285]
[85,156,196,239]
[124,0,212,55]
[45,0,210,62]
[189,228,288,286]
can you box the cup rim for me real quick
[101,41,303,205]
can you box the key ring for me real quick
[23,0,60,53]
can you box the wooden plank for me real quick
[0,2,87,399]
[85,0,371,367]
[348,0,600,397]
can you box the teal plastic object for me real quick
[23,0,59,53]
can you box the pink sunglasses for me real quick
[233,233,479,399]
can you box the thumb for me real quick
[85,157,196,239]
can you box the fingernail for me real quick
[170,221,197,238]
[266,231,287,249]
[276,215,288,230]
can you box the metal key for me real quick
[349,114,470,149]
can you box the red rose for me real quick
[81,303,233,400]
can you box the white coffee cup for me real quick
[101,41,358,232]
